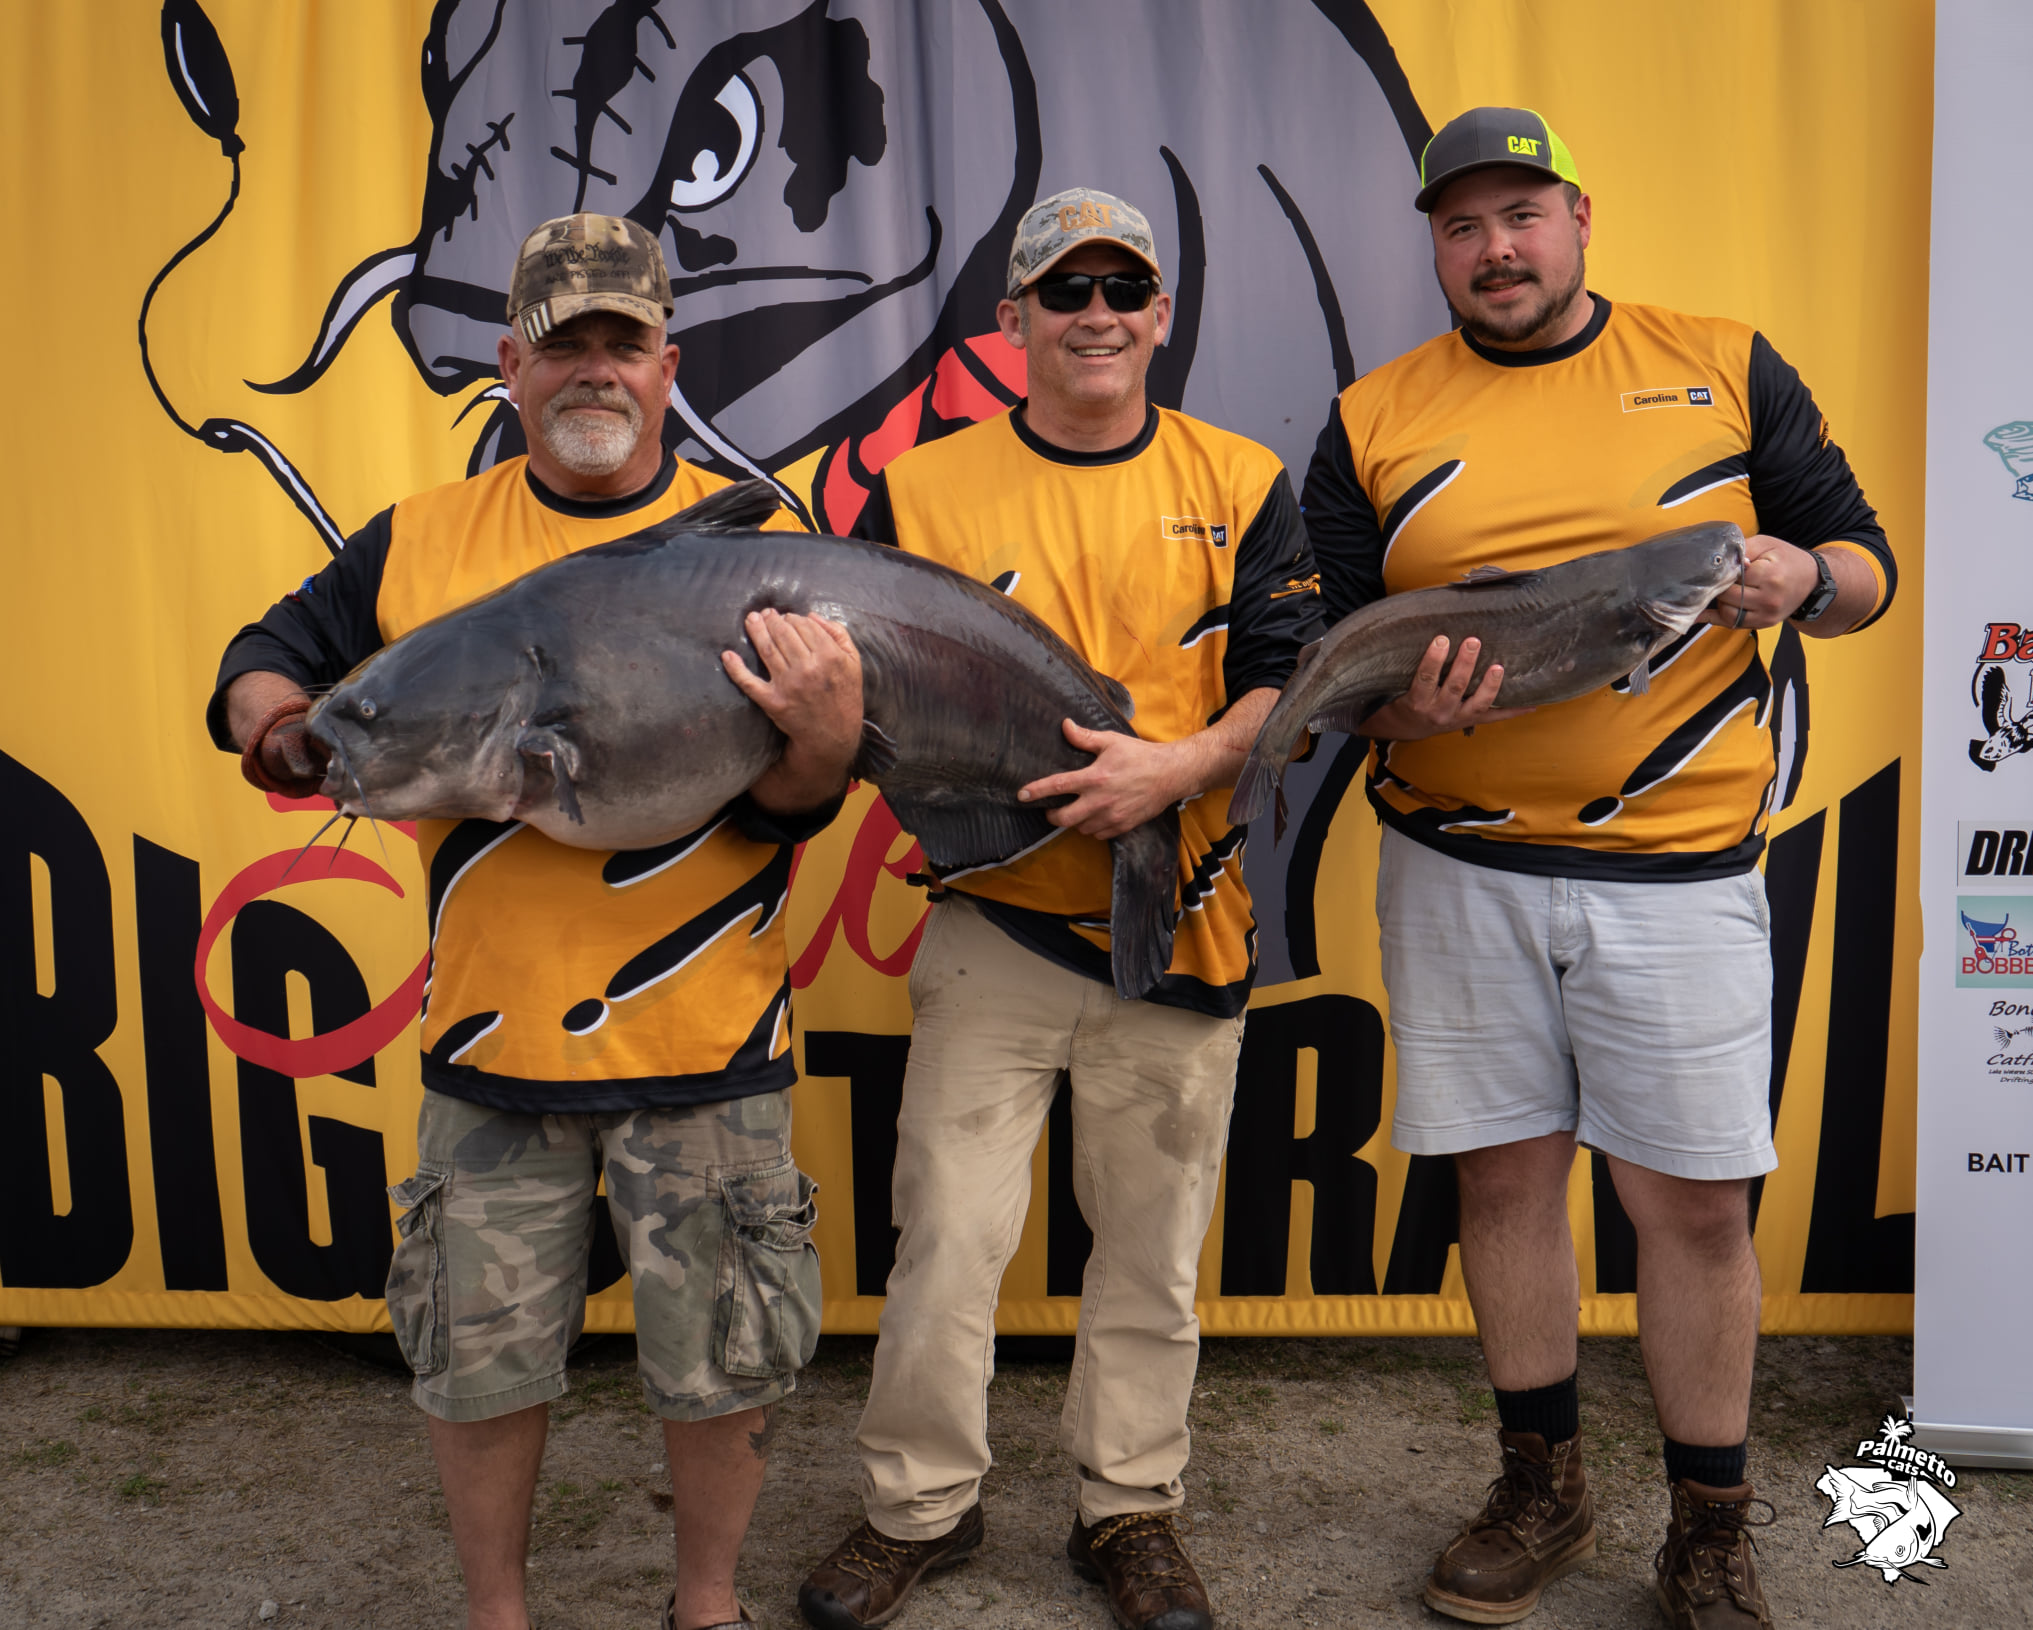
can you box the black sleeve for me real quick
[725,787,848,846]
[1299,397,1387,626]
[1746,332,1896,629]
[205,508,396,749]
[848,470,899,546]
[1222,469,1326,702]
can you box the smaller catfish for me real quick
[307,481,1181,1000]
[1229,521,1746,836]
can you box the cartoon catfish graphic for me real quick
[1817,1464,1961,1584]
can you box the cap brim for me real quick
[517,291,671,341]
[1011,240,1163,297]
[1415,158,1566,214]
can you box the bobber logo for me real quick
[1957,894,2033,984]
[1817,1417,1961,1586]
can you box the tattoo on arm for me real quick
[748,1404,780,1459]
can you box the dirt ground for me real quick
[0,1328,2025,1629]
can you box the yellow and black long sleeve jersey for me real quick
[854,403,1323,1016]
[1302,295,1894,881]
[210,455,828,1113]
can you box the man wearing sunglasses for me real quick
[797,189,1322,1630]
[1302,109,1894,1628]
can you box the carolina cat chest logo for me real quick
[1619,384,1714,412]
[1818,1417,1962,1586]
[1162,515,1229,547]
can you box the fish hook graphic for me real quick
[140,0,347,556]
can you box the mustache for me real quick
[1471,266,1541,294]
[548,386,639,414]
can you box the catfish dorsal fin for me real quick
[1458,563,1538,587]
[1293,637,1324,674]
[668,478,783,532]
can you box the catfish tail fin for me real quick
[1108,807,1181,1001]
[1227,744,1286,837]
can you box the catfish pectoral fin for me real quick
[517,727,585,824]
[1108,809,1180,1001]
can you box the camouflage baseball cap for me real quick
[506,214,673,344]
[1005,188,1161,300]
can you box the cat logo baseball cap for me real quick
[507,214,674,343]
[1415,107,1581,213]
[1006,188,1163,299]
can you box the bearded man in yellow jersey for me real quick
[796,190,1322,1630]
[211,215,862,1630]
[1303,110,1894,1630]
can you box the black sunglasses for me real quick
[1030,271,1157,314]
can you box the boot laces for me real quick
[1473,1450,1564,1538]
[830,1522,928,1587]
[1657,1494,1776,1604]
[1088,1513,1196,1591]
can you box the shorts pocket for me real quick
[385,1164,452,1378]
[711,1160,821,1381]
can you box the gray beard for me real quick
[541,395,643,476]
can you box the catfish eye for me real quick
[357,698,378,721]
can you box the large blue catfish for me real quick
[306,482,1179,999]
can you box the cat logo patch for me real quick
[1162,515,1228,547]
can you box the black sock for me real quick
[1493,1374,1579,1445]
[1663,1437,1748,1489]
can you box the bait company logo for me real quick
[1968,624,2033,770]
[1978,998,2033,1083]
[1956,895,2033,984]
[1958,822,2033,884]
[1985,1014,2033,1083]
[1817,1417,1962,1586]
[1983,421,2033,501]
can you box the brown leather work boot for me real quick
[1653,1478,1775,1628]
[1068,1512,1213,1630]
[796,1503,984,1629]
[1423,1431,1596,1624]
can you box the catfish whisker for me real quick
[282,810,345,881]
[326,815,360,871]
[329,736,392,862]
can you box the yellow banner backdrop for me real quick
[0,0,1928,1336]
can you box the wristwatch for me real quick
[1788,548,1838,624]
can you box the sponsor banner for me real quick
[0,2,1927,1339]
[1954,894,2033,984]
[1816,1416,1964,1587]
[1956,821,2033,885]
[1916,0,2033,1462]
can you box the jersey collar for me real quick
[1460,292,1612,368]
[1008,401,1161,466]
[522,450,681,517]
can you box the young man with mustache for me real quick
[1303,110,1895,1628]
[795,190,1323,1630]
[209,214,860,1630]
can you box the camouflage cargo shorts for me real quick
[384,1087,821,1423]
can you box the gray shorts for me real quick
[384,1088,821,1423]
[1377,827,1777,1180]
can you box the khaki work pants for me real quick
[855,895,1244,1538]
